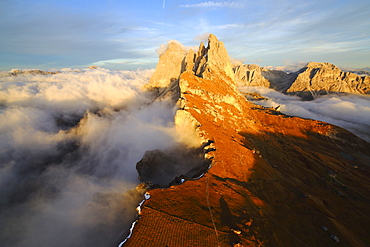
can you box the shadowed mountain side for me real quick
[261,69,298,92]
[124,64,370,246]
[136,145,211,187]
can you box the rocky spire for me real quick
[146,36,370,101]
[145,34,236,99]
[193,34,235,83]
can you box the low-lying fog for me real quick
[0,68,181,247]
[239,86,370,142]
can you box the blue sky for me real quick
[1,0,369,70]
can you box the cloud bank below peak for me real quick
[239,86,370,143]
[0,68,183,247]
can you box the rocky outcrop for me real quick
[144,42,187,99]
[261,69,297,92]
[287,62,370,99]
[10,69,60,76]
[125,35,370,247]
[136,146,210,187]
[146,34,236,99]
[233,62,370,99]
[234,64,270,87]
[199,34,235,83]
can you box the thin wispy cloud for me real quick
[1,0,369,70]
[179,1,244,8]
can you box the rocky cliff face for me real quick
[261,69,297,92]
[234,64,270,87]
[287,62,370,99]
[144,42,187,99]
[124,34,370,247]
[147,34,236,96]
[234,62,370,99]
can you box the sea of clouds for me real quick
[0,68,183,247]
[239,86,370,142]
[1,67,369,247]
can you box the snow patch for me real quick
[118,192,151,247]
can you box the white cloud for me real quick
[156,40,199,55]
[179,1,245,8]
[263,61,308,72]
[1,0,369,70]
[239,86,370,142]
[0,68,196,246]
[194,32,211,42]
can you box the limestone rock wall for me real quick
[233,61,370,99]
[146,34,236,96]
[287,62,370,99]
[234,64,270,87]
[144,42,187,99]
[261,69,297,92]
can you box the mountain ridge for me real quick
[145,36,369,101]
[124,34,370,246]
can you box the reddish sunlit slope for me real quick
[125,69,370,246]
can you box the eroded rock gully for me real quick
[124,35,370,247]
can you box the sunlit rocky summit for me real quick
[147,34,370,101]
[287,62,370,99]
[234,62,370,100]
[123,34,370,246]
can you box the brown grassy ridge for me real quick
[124,72,370,247]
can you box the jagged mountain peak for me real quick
[207,33,218,44]
[202,34,235,82]
[288,61,370,99]
[146,34,370,102]
[148,34,369,101]
[126,35,370,247]
[146,34,236,98]
[305,61,338,69]
[235,61,369,98]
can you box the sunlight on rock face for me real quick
[174,110,204,148]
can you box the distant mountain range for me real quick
[234,61,370,100]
